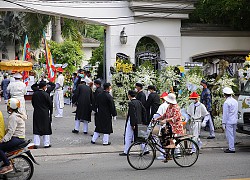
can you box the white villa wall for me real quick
[81,47,93,67]
[106,18,182,80]
[1,0,250,81]
[181,36,250,64]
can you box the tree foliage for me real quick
[0,11,26,56]
[25,13,51,48]
[188,0,250,30]
[61,18,83,43]
[82,24,104,42]
[89,43,104,79]
[49,40,83,73]
[0,12,51,52]
[86,25,104,78]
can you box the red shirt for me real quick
[163,104,184,135]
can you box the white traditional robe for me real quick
[187,101,209,149]
[7,80,27,115]
[55,74,64,108]
[55,74,64,117]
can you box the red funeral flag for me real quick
[22,35,30,86]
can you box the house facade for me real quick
[0,0,250,80]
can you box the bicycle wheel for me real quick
[127,141,155,170]
[172,139,199,167]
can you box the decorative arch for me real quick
[135,35,165,70]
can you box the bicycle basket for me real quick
[138,124,149,139]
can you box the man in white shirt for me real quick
[54,67,64,118]
[222,87,238,153]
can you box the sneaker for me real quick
[91,140,95,144]
[224,149,235,153]
[83,132,88,135]
[119,153,127,156]
[103,142,111,146]
[207,136,215,139]
[0,164,13,174]
[72,129,79,134]
[44,145,52,148]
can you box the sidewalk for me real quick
[0,101,249,157]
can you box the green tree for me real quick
[89,43,104,79]
[25,13,51,48]
[0,11,26,58]
[85,25,104,78]
[82,24,104,42]
[49,40,83,72]
[188,0,250,30]
[61,18,84,43]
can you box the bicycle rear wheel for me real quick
[172,139,199,167]
[127,141,155,170]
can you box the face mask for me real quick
[134,88,138,92]
[93,85,97,91]
[44,88,48,92]
[147,90,151,94]
[190,99,196,103]
[79,74,84,78]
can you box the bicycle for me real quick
[126,121,199,170]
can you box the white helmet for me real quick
[7,98,20,109]
[223,87,234,95]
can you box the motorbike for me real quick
[0,139,39,180]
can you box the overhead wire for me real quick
[2,0,192,26]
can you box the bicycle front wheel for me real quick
[127,141,155,170]
[172,139,199,167]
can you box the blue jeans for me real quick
[0,137,25,166]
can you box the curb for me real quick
[31,145,250,157]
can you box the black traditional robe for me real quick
[136,90,146,106]
[72,84,93,122]
[32,90,53,135]
[125,99,147,141]
[145,92,160,124]
[94,91,117,134]
[92,86,103,112]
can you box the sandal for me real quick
[165,144,176,149]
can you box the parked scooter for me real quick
[0,139,39,180]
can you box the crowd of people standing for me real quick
[0,68,238,173]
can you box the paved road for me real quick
[0,100,249,180]
[32,148,250,180]
[0,101,249,155]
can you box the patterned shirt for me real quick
[163,104,183,135]
[200,88,212,112]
